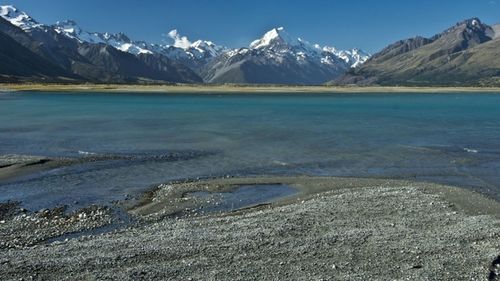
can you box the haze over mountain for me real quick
[335,18,500,86]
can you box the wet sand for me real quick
[0,155,71,183]
[1,176,500,280]
[0,154,112,183]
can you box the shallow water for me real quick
[185,184,298,215]
[1,91,500,210]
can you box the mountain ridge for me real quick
[334,18,500,86]
[0,5,369,85]
[0,5,202,83]
[201,27,369,84]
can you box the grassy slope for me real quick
[353,37,499,86]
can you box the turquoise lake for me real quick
[1,91,500,210]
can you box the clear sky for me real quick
[2,0,499,53]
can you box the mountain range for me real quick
[0,5,498,86]
[0,5,201,83]
[0,5,367,85]
[201,27,369,84]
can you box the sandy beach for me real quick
[2,83,500,94]
[1,176,500,280]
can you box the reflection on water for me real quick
[1,91,500,210]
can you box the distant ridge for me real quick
[334,18,500,86]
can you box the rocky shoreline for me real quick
[0,202,116,249]
[1,176,500,280]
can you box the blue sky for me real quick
[3,0,499,53]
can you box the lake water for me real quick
[1,91,500,210]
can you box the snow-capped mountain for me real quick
[202,27,370,84]
[160,29,228,70]
[0,5,41,30]
[0,5,202,83]
[245,27,369,68]
[53,20,153,55]
[0,5,226,69]
[0,4,371,84]
[249,27,301,50]
[322,47,370,68]
[52,20,226,70]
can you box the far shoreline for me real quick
[2,83,500,94]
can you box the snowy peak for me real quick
[53,20,153,55]
[191,40,225,57]
[165,29,227,59]
[54,20,80,33]
[250,27,300,49]
[167,29,225,52]
[332,48,371,68]
[348,49,371,67]
[0,5,41,30]
[97,32,133,45]
[53,20,104,44]
[245,26,370,68]
[53,20,87,41]
[95,32,152,55]
[99,32,153,55]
